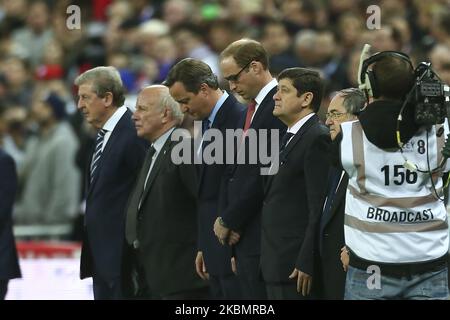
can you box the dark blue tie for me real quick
[280,132,294,153]
[90,129,107,183]
[202,119,210,135]
[201,119,211,151]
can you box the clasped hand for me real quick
[213,217,241,246]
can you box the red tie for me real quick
[243,100,256,133]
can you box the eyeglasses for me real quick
[224,60,252,83]
[325,111,347,120]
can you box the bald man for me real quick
[124,85,208,299]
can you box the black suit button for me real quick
[229,178,234,182]
[324,233,329,237]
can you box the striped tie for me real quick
[90,129,107,183]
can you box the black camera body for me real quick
[413,62,450,126]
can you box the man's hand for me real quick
[340,246,349,272]
[213,217,230,245]
[195,251,209,280]
[289,268,312,296]
[231,256,237,274]
[228,230,241,245]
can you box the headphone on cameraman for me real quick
[358,46,414,99]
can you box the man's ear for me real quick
[250,61,262,75]
[301,92,313,108]
[161,107,172,124]
[199,83,209,96]
[103,92,113,107]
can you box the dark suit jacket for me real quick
[219,86,286,257]
[125,132,207,296]
[317,171,347,299]
[0,149,21,280]
[80,109,148,282]
[197,93,245,276]
[261,114,330,283]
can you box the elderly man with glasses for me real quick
[317,88,366,300]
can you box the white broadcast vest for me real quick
[341,120,450,263]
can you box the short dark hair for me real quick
[163,58,219,93]
[277,67,324,112]
[372,55,414,100]
[220,38,270,70]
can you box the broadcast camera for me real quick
[358,44,450,127]
[413,62,450,126]
[358,44,450,184]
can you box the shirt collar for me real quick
[207,91,228,125]
[255,78,277,106]
[288,113,315,135]
[102,106,127,132]
[152,127,175,153]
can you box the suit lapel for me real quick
[324,173,347,226]
[139,137,173,208]
[264,115,319,194]
[250,87,277,129]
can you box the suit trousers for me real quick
[93,275,123,300]
[209,274,243,299]
[0,280,8,300]
[160,286,211,300]
[235,254,267,299]
[266,282,313,300]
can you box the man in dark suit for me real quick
[164,58,244,299]
[124,85,209,299]
[75,66,148,299]
[261,67,330,299]
[0,145,21,299]
[215,38,286,299]
[317,88,365,300]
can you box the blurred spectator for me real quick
[151,35,177,83]
[11,0,54,68]
[207,19,240,54]
[0,0,27,37]
[163,0,194,28]
[14,92,80,228]
[294,29,318,67]
[431,9,450,49]
[1,106,27,172]
[172,23,220,76]
[371,25,402,52]
[260,19,298,76]
[336,13,364,54]
[429,44,450,85]
[136,19,169,58]
[0,56,33,109]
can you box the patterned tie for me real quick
[90,129,107,184]
[280,132,294,153]
[243,100,256,133]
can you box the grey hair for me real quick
[147,84,184,123]
[337,88,366,115]
[159,90,184,122]
[74,66,125,107]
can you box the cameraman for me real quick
[337,52,449,299]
